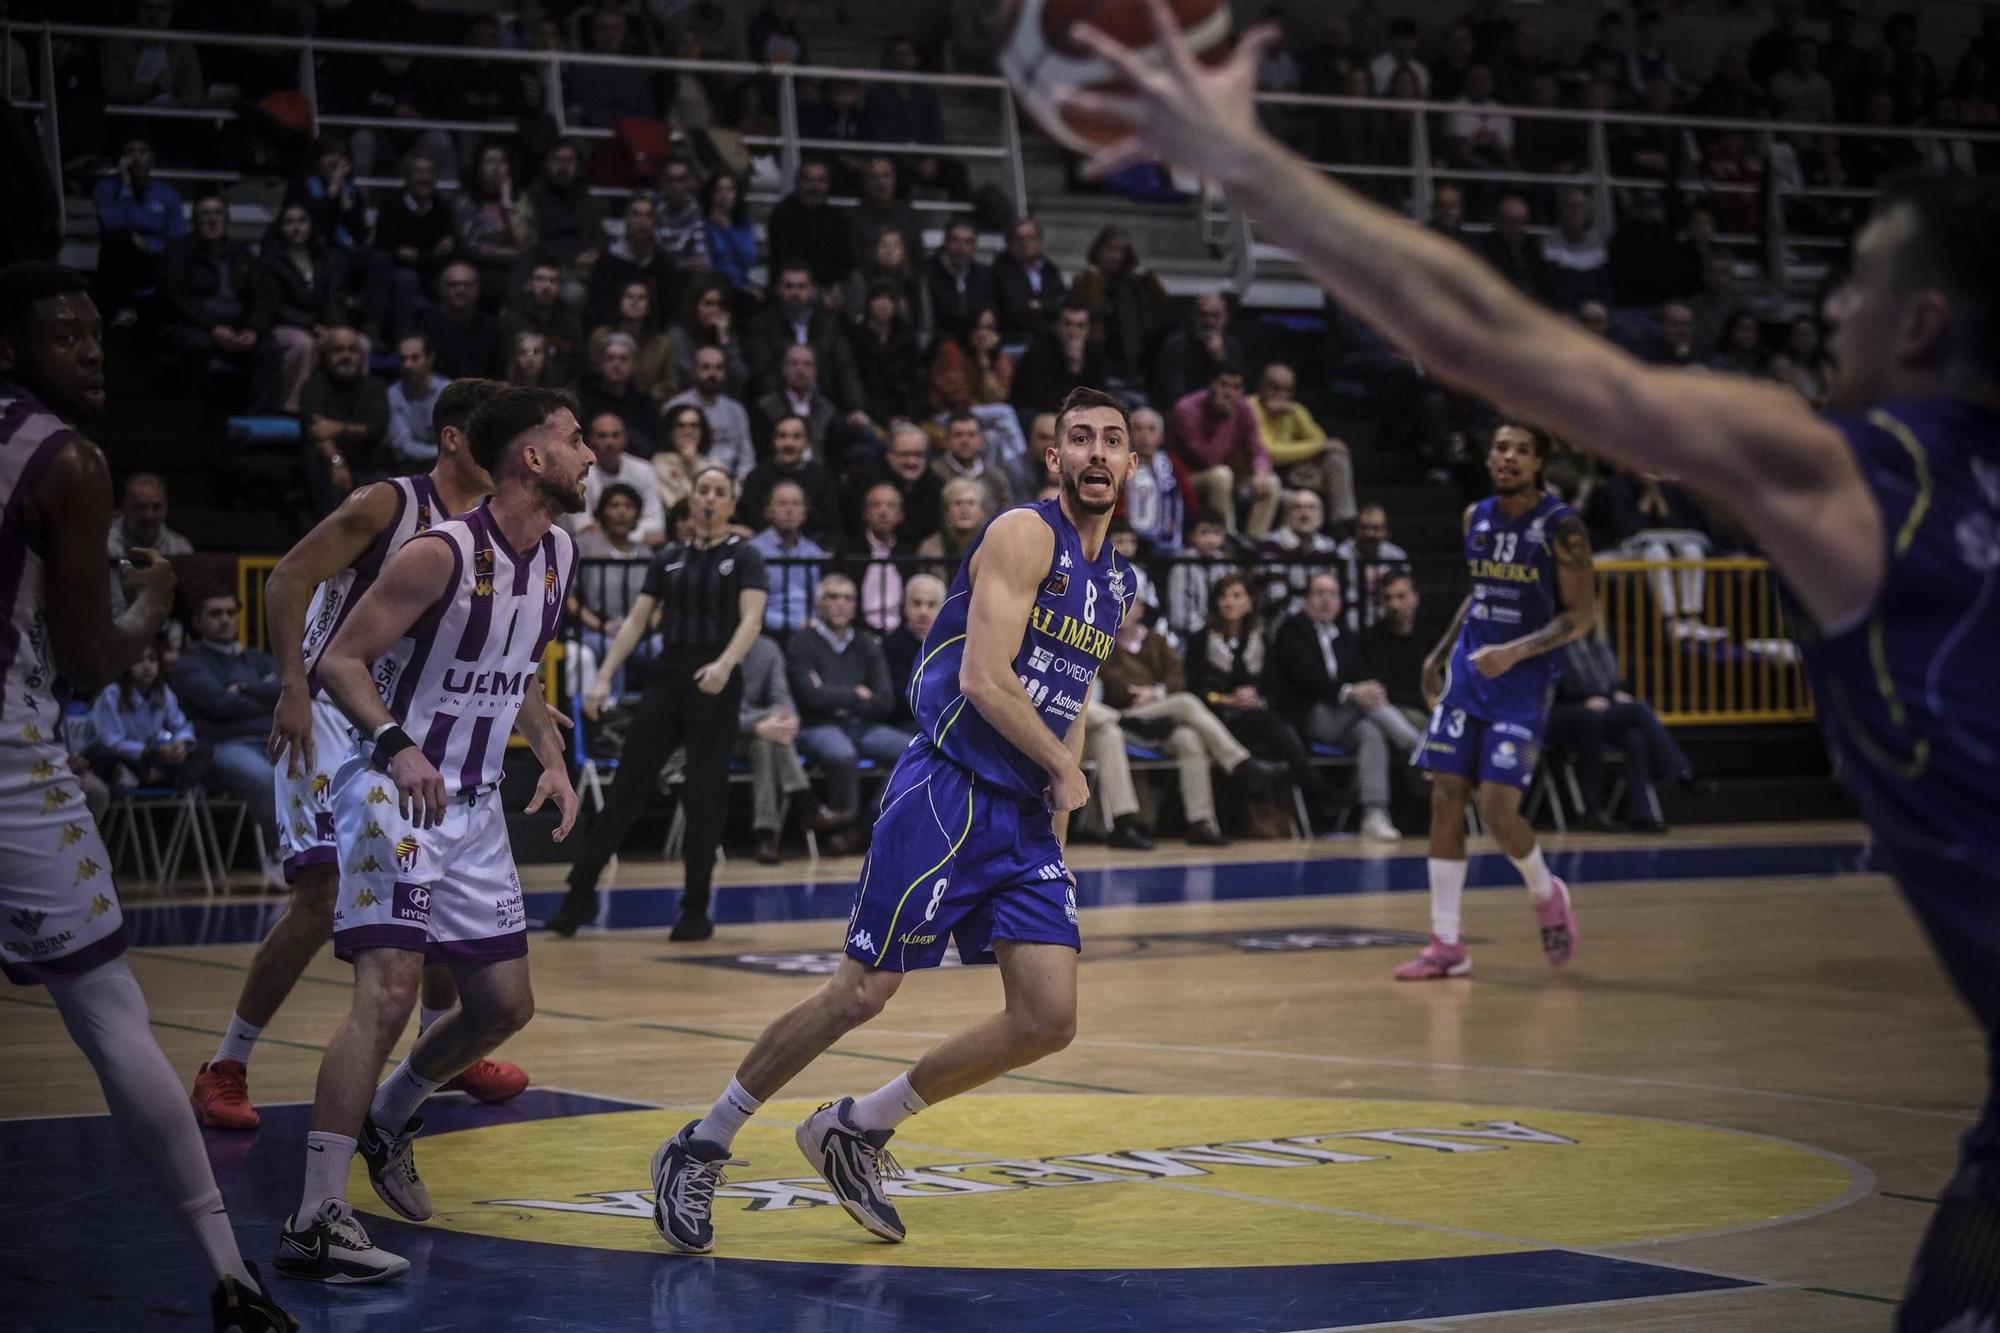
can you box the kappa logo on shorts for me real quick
[40,787,72,813]
[18,722,42,743]
[312,773,331,802]
[356,855,384,874]
[9,908,48,937]
[367,787,392,805]
[290,794,305,811]
[364,821,387,840]
[474,548,497,597]
[73,858,103,885]
[292,820,311,839]
[848,929,877,955]
[353,887,380,907]
[395,835,421,871]
[60,822,86,848]
[85,894,113,921]
[30,757,56,781]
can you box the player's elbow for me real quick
[958,662,1010,710]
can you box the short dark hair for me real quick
[1054,385,1128,440]
[1211,361,1245,383]
[595,481,642,519]
[1189,509,1227,532]
[1874,173,2000,362]
[0,262,90,335]
[776,259,815,284]
[397,329,431,355]
[433,378,505,438]
[945,408,981,431]
[467,386,577,476]
[1491,418,1550,476]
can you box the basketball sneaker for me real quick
[358,1115,432,1221]
[191,1060,261,1131]
[1393,935,1472,980]
[210,1263,296,1331]
[273,1199,408,1284]
[1535,875,1578,966]
[795,1098,906,1242]
[441,1058,529,1102]
[649,1120,743,1254]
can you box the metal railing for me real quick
[1595,557,1811,725]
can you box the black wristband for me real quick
[372,724,416,768]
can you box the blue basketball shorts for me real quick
[1413,701,1545,790]
[842,744,1079,973]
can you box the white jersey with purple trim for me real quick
[368,503,575,793]
[302,473,450,697]
[0,390,73,754]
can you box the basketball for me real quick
[999,0,1234,156]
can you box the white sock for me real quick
[369,1059,445,1132]
[849,1071,928,1133]
[212,1015,262,1068]
[693,1077,763,1150]
[1510,845,1554,902]
[299,1131,356,1223]
[187,1192,259,1290]
[1427,857,1467,945]
[417,1004,450,1036]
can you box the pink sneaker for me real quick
[1393,935,1471,980]
[1535,875,1578,966]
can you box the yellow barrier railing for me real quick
[1593,558,1813,725]
[235,555,559,745]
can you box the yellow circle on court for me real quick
[394,1096,1862,1268]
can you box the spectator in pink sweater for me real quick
[1172,364,1281,537]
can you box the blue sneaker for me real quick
[794,1098,906,1241]
[650,1120,741,1254]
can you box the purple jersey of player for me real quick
[1439,492,1578,719]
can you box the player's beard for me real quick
[1063,464,1119,516]
[543,469,588,514]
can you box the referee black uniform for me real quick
[557,533,768,933]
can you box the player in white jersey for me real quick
[0,263,295,1330]
[275,387,586,1284]
[188,378,534,1131]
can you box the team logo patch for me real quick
[367,787,392,805]
[416,502,434,531]
[718,558,734,576]
[395,835,422,871]
[1107,568,1127,603]
[544,566,559,605]
[474,548,497,597]
[60,822,86,848]
[1043,572,1069,598]
[85,894,113,921]
[312,773,331,802]
[30,758,56,781]
[9,908,47,937]
[1493,741,1518,770]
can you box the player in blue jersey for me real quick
[1058,7,2000,1325]
[646,387,1135,1255]
[1399,421,1594,980]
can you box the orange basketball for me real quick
[999,0,1234,155]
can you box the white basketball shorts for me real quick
[0,745,125,985]
[273,696,355,883]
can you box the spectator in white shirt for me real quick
[1368,19,1429,96]
[573,410,668,546]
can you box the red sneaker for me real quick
[442,1059,530,1103]
[190,1060,261,1130]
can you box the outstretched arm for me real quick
[1066,1,1879,631]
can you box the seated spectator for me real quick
[526,139,604,302]
[1258,491,1338,620]
[1120,407,1193,555]
[746,262,866,409]
[1068,226,1170,387]
[1431,20,1478,102]
[283,135,370,285]
[100,3,204,108]
[589,195,680,330]
[1076,684,1156,850]
[1184,575,1336,830]
[702,171,760,297]
[1540,188,1612,315]
[502,258,587,388]
[1514,74,1588,176]
[864,35,967,199]
[105,471,192,616]
[652,156,707,271]
[579,334,662,456]
[250,204,347,414]
[1444,64,1516,179]
[929,307,1014,415]
[387,332,450,470]
[571,6,657,126]
[1152,293,1244,408]
[1011,304,1108,436]
[87,642,206,791]
[171,591,280,861]
[590,282,680,404]
[801,75,870,193]
[848,483,914,635]
[1641,301,1700,367]
[578,412,669,546]
[993,217,1068,349]
[1106,519,1163,624]
[1607,190,1699,311]
[1334,503,1411,629]
[368,152,456,343]
[91,139,186,319]
[738,634,849,864]
[656,403,713,511]
[1708,310,1767,376]
[932,409,1016,518]
[455,143,535,309]
[1165,510,1235,639]
[666,346,756,480]
[1428,183,1469,247]
[1586,466,1721,641]
[161,192,262,400]
[753,344,840,461]
[566,482,659,697]
[1689,254,1744,360]
[750,480,830,632]
[765,159,852,293]
[1097,611,1282,846]
[1321,65,1405,189]
[846,157,924,276]
[508,331,554,387]
[843,422,942,548]
[418,261,506,380]
[1480,194,1549,304]
[668,276,750,395]
[1769,316,1835,408]
[916,477,990,577]
[1267,573,1421,841]
[849,282,926,427]
[787,574,912,830]
[1358,572,1431,724]
[1174,364,1280,538]
[446,11,534,126]
[300,327,390,515]
[1254,362,1356,527]
[1625,10,1682,96]
[925,222,996,337]
[882,573,945,725]
[843,228,933,348]
[1548,631,1695,833]
[1367,18,1429,95]
[1771,36,1836,123]
[741,416,841,549]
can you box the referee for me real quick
[545,464,769,940]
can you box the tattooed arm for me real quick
[1468,514,1597,679]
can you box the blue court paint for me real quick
[0,1092,1752,1332]
[111,841,1870,949]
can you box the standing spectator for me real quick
[386,332,450,471]
[1540,188,1612,315]
[1267,573,1421,841]
[1254,362,1355,527]
[1368,18,1429,95]
[1174,364,1280,538]
[916,477,990,577]
[754,344,839,460]
[1258,490,1338,620]
[100,0,204,108]
[842,228,933,348]
[843,422,942,548]
[161,193,261,396]
[171,591,281,858]
[702,172,760,296]
[1334,503,1411,629]
[737,635,847,865]
[750,480,829,632]
[418,261,506,380]
[578,411,669,546]
[1152,293,1244,408]
[992,217,1068,348]
[87,643,206,791]
[589,282,681,404]
[667,346,755,480]
[924,222,996,338]
[368,152,456,343]
[299,326,390,515]
[1547,632,1695,833]
[1069,226,1170,388]
[588,195,679,330]
[883,573,945,725]
[455,143,536,309]
[526,139,604,302]
[1121,406,1194,554]
[848,483,913,634]
[1359,572,1431,723]
[740,416,841,549]
[765,159,852,292]
[653,157,708,271]
[669,277,750,395]
[864,35,965,199]
[502,258,587,388]
[571,6,657,127]
[846,158,923,277]
[508,331,554,387]
[787,575,912,828]
[1010,304,1108,433]
[91,139,186,319]
[745,262,867,409]
[579,333,663,458]
[849,282,926,427]
[932,409,1015,518]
